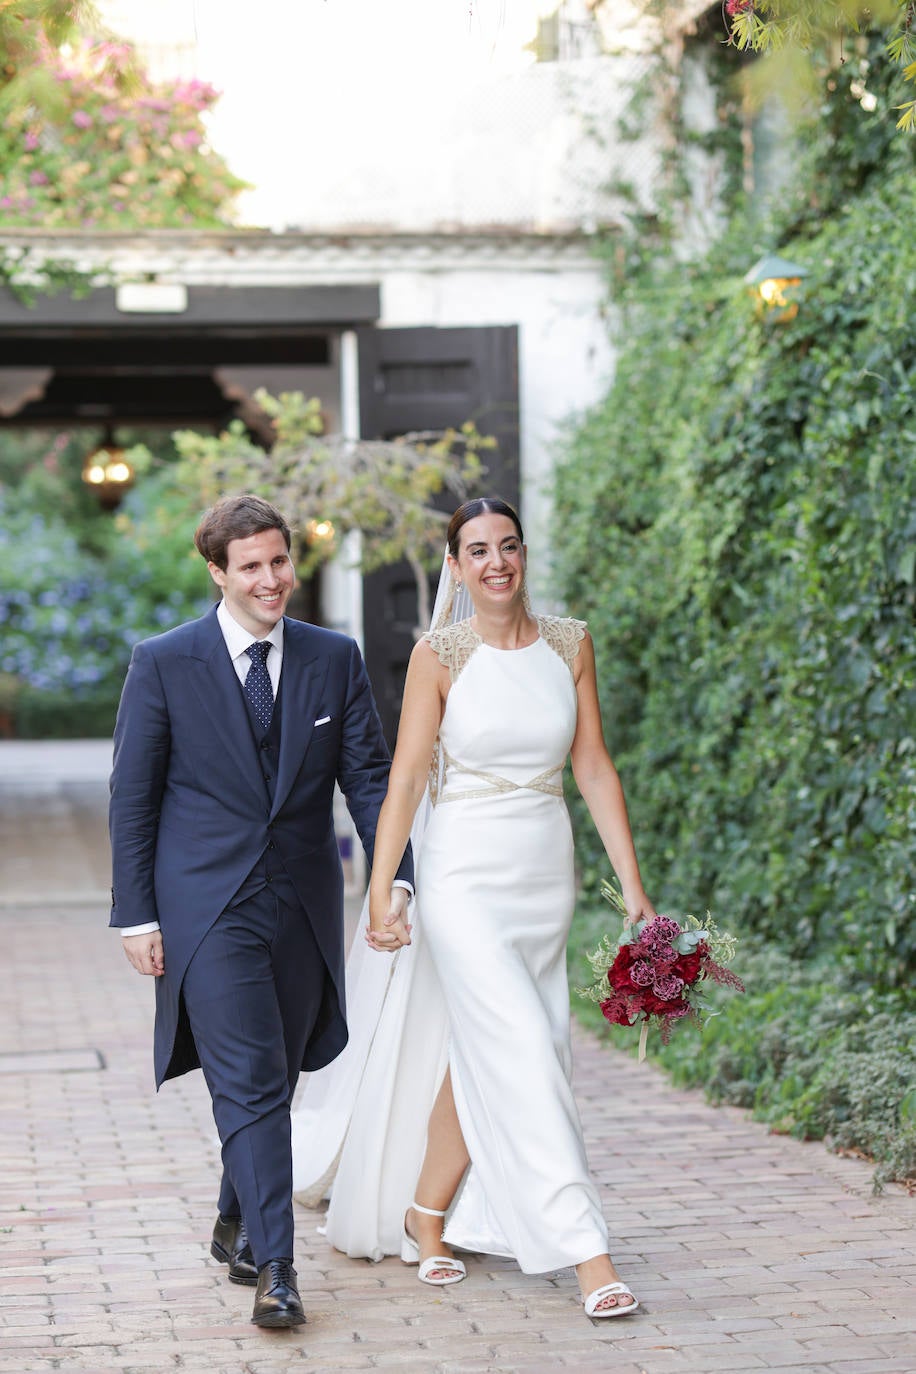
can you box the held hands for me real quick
[123,931,165,977]
[366,885,412,953]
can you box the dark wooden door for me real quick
[358,325,519,747]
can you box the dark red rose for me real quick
[674,949,702,983]
[642,990,690,1017]
[607,945,639,992]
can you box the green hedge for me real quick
[559,53,915,1181]
[12,688,119,739]
[556,147,916,990]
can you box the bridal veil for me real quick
[289,559,509,1262]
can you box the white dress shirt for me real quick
[216,598,284,696]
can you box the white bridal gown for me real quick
[291,615,609,1274]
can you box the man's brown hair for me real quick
[194,494,292,571]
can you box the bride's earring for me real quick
[521,577,532,614]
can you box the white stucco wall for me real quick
[93,0,663,236]
[377,262,614,592]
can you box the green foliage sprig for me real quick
[0,243,93,304]
[725,0,916,130]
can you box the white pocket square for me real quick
[314,715,331,726]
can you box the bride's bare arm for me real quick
[569,633,655,925]
[367,639,445,944]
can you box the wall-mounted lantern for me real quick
[81,430,135,510]
[744,253,809,321]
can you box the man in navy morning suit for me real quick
[109,494,412,1328]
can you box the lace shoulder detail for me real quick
[423,618,482,683]
[537,615,587,669]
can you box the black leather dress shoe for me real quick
[251,1258,306,1328]
[210,1214,258,1286]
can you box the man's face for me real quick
[208,528,295,636]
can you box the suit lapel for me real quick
[270,619,330,818]
[184,607,263,792]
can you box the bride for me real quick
[292,496,654,1318]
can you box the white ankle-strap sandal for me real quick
[401,1202,467,1286]
[582,1281,639,1318]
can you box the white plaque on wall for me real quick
[115,282,189,314]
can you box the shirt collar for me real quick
[216,599,285,660]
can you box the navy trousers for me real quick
[181,874,329,1267]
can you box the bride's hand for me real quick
[366,886,412,951]
[366,914,412,952]
[622,889,656,927]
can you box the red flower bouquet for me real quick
[579,882,745,1059]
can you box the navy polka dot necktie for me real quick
[244,641,274,731]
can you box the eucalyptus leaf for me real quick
[674,931,707,954]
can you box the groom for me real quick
[109,493,412,1328]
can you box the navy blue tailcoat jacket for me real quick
[109,605,411,1087]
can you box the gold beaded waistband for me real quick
[435,744,564,804]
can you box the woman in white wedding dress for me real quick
[352,497,655,1318]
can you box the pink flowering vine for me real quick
[0,34,247,229]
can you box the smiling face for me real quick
[449,512,527,611]
[208,527,296,636]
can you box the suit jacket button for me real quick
[265,874,273,884]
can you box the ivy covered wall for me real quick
[555,45,916,989]
[555,37,916,1182]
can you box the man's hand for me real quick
[366,885,412,952]
[122,931,165,976]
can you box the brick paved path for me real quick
[1,743,914,1374]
